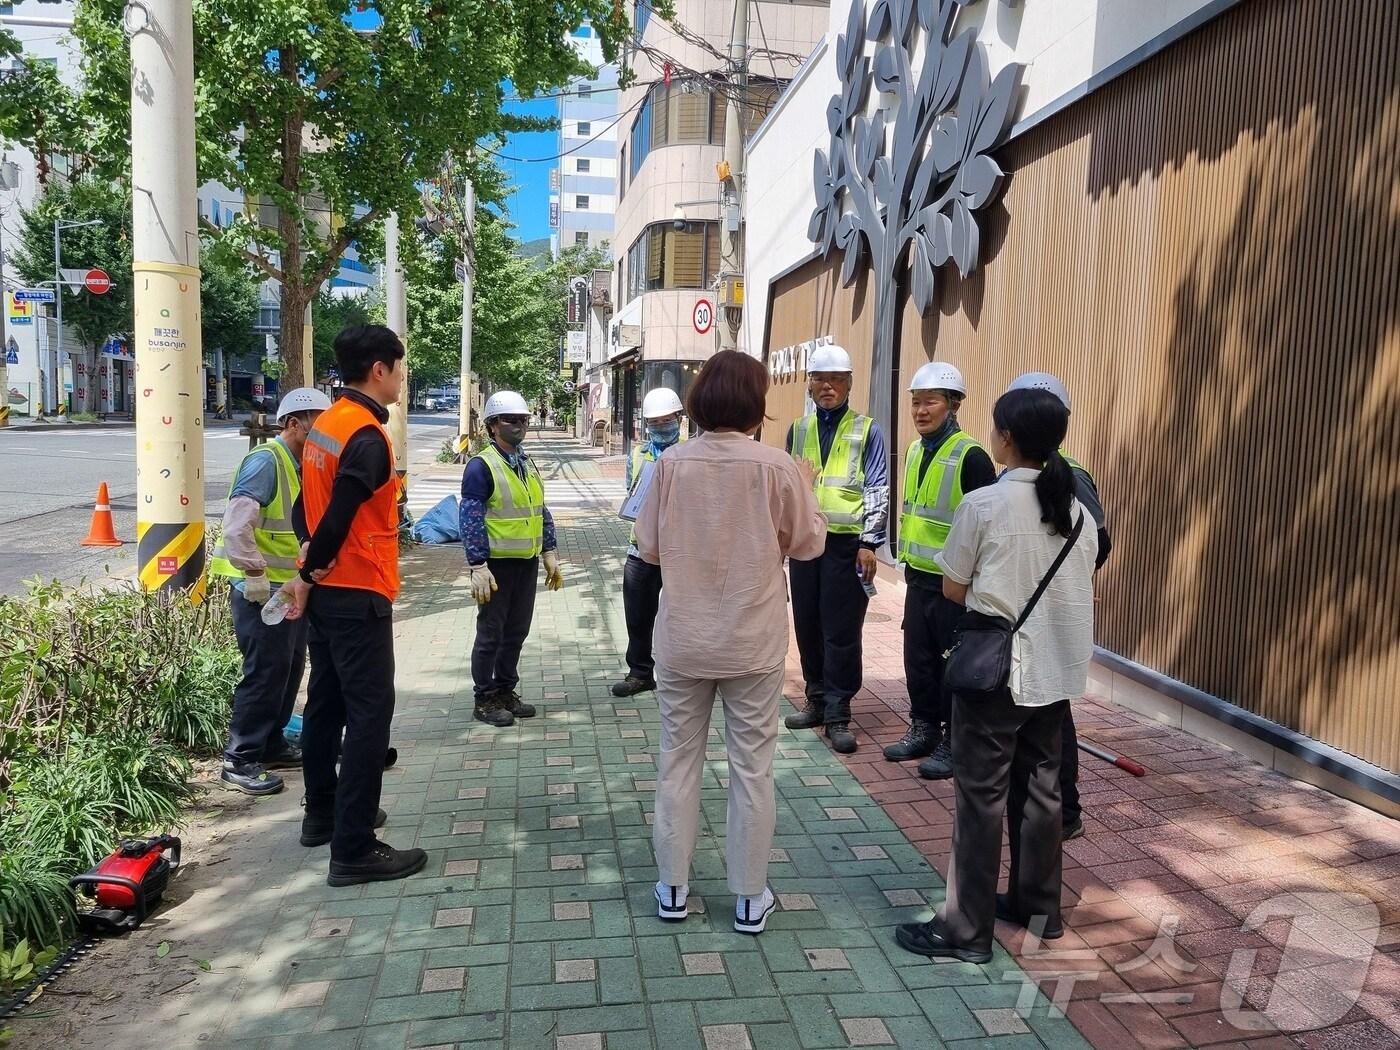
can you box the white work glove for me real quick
[243,572,271,605]
[470,563,497,604]
[543,550,563,591]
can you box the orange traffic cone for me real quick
[80,482,123,547]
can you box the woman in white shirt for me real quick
[895,387,1097,963]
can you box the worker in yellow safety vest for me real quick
[209,386,330,796]
[783,343,889,755]
[1005,372,1112,841]
[460,390,564,728]
[885,363,997,779]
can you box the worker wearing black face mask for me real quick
[459,391,563,727]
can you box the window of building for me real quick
[634,0,651,37]
[574,232,590,247]
[576,195,590,210]
[619,145,627,199]
[627,80,783,183]
[577,120,592,137]
[625,221,720,303]
[577,83,592,99]
[577,158,591,173]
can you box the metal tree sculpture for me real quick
[808,0,1023,450]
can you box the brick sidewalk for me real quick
[788,525,1400,1049]
[20,433,1396,1050]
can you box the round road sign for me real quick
[692,298,714,335]
[85,269,112,295]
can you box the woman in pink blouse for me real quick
[634,351,827,934]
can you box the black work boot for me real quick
[826,722,858,754]
[220,761,284,796]
[917,731,954,780]
[882,719,939,762]
[611,675,656,697]
[785,697,824,730]
[262,743,303,770]
[300,806,388,848]
[327,840,427,887]
[474,689,515,727]
[500,688,537,718]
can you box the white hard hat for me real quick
[806,343,853,374]
[909,361,967,397]
[1007,371,1071,412]
[275,386,332,423]
[642,387,684,419]
[483,390,531,420]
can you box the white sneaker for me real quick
[734,888,776,935]
[655,881,689,922]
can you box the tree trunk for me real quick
[279,284,308,389]
[74,346,98,415]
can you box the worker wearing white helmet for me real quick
[782,341,890,755]
[459,389,564,728]
[208,386,332,796]
[1004,372,1112,841]
[612,386,686,698]
[883,362,999,778]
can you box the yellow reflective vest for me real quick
[209,438,303,584]
[897,430,983,574]
[792,410,871,534]
[475,442,545,559]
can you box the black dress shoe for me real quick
[826,722,858,754]
[1063,817,1085,841]
[611,675,655,698]
[327,841,427,887]
[262,744,303,770]
[220,762,284,796]
[384,747,398,769]
[894,919,992,964]
[300,807,388,847]
[995,893,1064,939]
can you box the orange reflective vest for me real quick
[303,395,400,601]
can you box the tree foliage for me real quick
[0,0,652,389]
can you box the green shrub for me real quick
[0,581,238,948]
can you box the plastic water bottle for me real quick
[858,570,877,599]
[260,590,292,625]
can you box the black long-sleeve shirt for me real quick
[299,388,393,585]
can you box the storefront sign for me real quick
[566,330,586,363]
[769,335,832,382]
[7,292,33,326]
[568,276,589,324]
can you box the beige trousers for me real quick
[652,662,783,896]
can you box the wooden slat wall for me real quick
[763,0,1400,771]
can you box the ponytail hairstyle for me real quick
[991,388,1075,537]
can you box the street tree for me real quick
[0,1,655,390]
[11,179,131,414]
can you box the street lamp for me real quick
[51,217,104,414]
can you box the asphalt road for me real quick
[0,412,459,595]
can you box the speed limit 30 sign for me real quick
[692,298,714,335]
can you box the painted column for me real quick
[458,176,475,441]
[384,213,409,492]
[130,0,205,594]
[302,300,314,388]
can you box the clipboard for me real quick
[618,457,657,522]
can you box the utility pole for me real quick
[302,300,314,389]
[0,203,7,427]
[458,172,476,443]
[384,213,409,493]
[52,222,61,413]
[717,0,748,352]
[130,0,206,594]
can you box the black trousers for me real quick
[224,587,308,766]
[471,557,539,699]
[622,554,663,680]
[941,691,1066,953]
[902,578,962,729]
[302,587,396,862]
[789,532,869,723]
[1061,704,1081,826]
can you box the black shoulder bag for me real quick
[942,512,1084,701]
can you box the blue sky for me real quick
[345,7,560,246]
[495,96,560,244]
